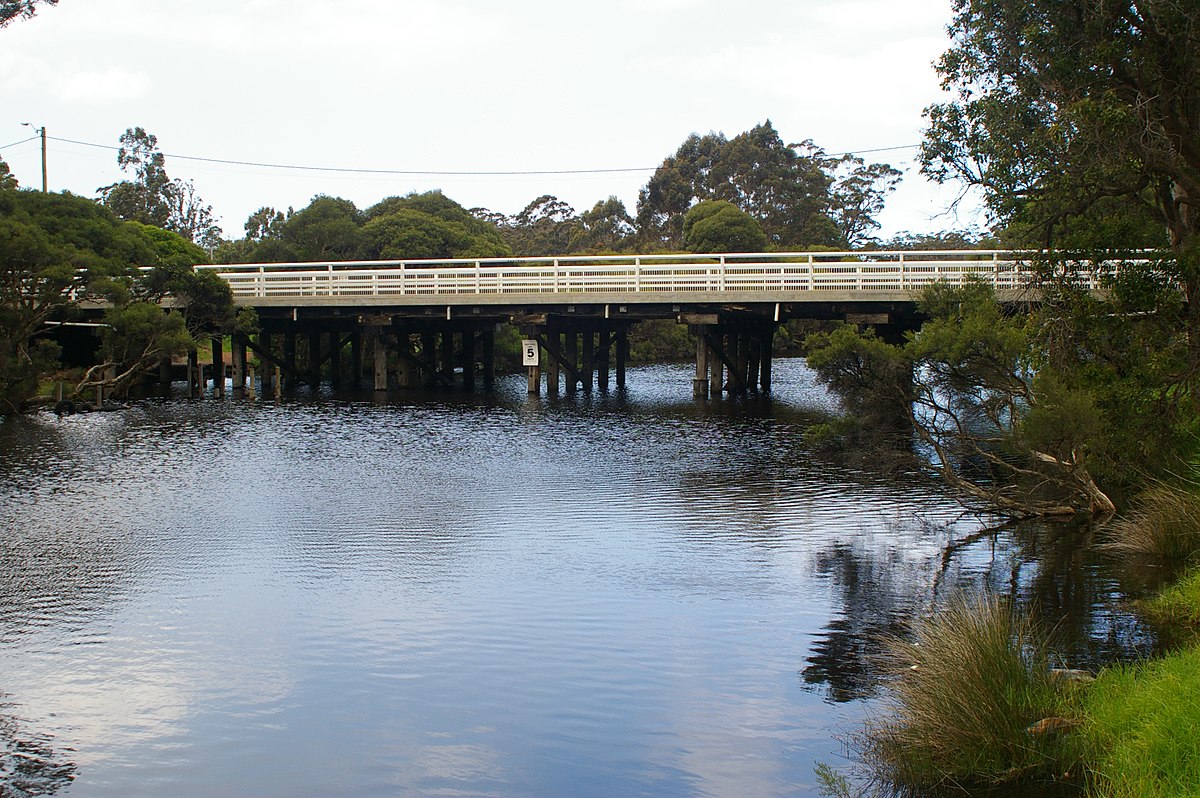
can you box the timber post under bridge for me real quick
[194,250,1111,399]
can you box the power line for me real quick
[43,134,921,179]
[47,135,658,176]
[0,134,39,151]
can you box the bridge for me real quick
[195,250,1106,398]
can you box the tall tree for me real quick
[920,0,1200,375]
[637,122,899,250]
[0,158,17,190]
[98,127,222,249]
[0,0,55,26]
[682,200,768,253]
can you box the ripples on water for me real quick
[0,360,1151,797]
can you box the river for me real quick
[0,359,1153,797]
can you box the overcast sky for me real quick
[1,0,985,242]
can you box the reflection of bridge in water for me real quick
[195,250,1112,398]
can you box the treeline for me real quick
[205,120,905,264]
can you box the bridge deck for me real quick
[199,250,1101,308]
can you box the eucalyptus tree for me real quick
[98,127,222,249]
[637,121,900,250]
[0,0,55,26]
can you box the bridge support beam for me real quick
[232,334,247,398]
[370,327,388,391]
[615,328,628,389]
[258,332,274,397]
[211,336,225,398]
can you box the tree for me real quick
[636,122,899,250]
[575,196,636,253]
[682,200,768,253]
[0,189,155,412]
[0,158,17,190]
[98,127,222,248]
[500,195,582,256]
[921,0,1200,373]
[828,155,903,248]
[360,191,510,260]
[806,283,1118,516]
[0,0,55,26]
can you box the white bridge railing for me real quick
[196,251,1115,300]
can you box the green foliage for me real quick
[862,594,1076,791]
[1105,486,1200,567]
[625,320,692,364]
[224,191,511,262]
[1080,645,1200,798]
[804,324,911,430]
[806,282,1131,514]
[1140,566,1200,638]
[0,0,56,26]
[921,0,1200,393]
[682,200,768,253]
[0,158,17,190]
[97,128,222,248]
[637,121,900,250]
[360,193,510,260]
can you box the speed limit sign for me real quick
[521,339,540,366]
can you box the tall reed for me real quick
[1105,484,1200,566]
[860,594,1077,793]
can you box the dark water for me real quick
[0,360,1152,797]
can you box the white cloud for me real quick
[53,68,153,104]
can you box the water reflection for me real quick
[0,361,1154,797]
[0,698,76,796]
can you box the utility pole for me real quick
[21,123,46,191]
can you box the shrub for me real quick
[1105,485,1200,566]
[860,594,1078,792]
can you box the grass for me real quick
[1140,567,1200,637]
[1079,646,1200,798]
[859,594,1080,793]
[1104,485,1200,566]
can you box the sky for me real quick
[1,0,986,243]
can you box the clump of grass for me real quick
[1139,567,1200,640]
[1105,485,1200,566]
[1079,645,1200,798]
[860,594,1079,793]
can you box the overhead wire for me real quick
[41,134,921,179]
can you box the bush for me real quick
[1105,485,1200,566]
[860,594,1078,792]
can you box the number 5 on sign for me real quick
[522,339,540,366]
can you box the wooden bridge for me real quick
[194,250,1110,398]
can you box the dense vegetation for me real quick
[808,2,1200,795]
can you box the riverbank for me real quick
[833,523,1200,798]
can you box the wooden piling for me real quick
[694,327,710,398]
[211,336,225,398]
[759,325,774,393]
[482,327,495,392]
[544,330,560,395]
[581,330,595,391]
[351,331,363,388]
[597,329,611,391]
[283,332,297,393]
[329,331,343,389]
[188,349,200,398]
[462,329,476,391]
[308,329,321,388]
[231,334,247,399]
[371,328,388,391]
[258,332,274,396]
[615,328,628,389]
[564,332,578,394]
